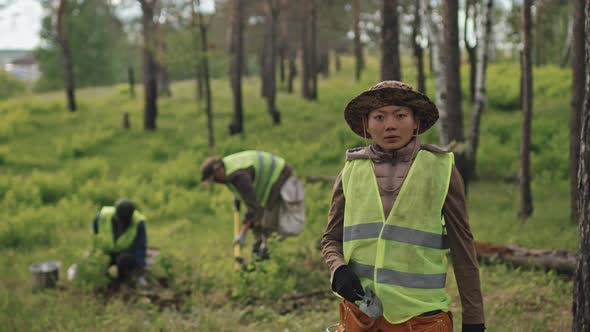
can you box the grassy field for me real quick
[0,57,576,331]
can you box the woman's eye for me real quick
[374,115,384,120]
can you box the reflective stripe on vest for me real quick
[341,150,453,324]
[222,150,286,207]
[93,206,145,253]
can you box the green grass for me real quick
[0,56,576,331]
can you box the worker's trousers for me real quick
[336,300,453,332]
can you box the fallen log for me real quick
[474,241,576,276]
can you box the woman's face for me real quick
[366,105,418,151]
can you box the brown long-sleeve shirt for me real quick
[225,164,292,224]
[320,139,485,324]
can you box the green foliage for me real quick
[34,0,131,92]
[0,70,26,99]
[74,252,111,290]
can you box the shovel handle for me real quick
[233,196,242,269]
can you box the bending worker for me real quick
[321,81,485,331]
[91,198,147,284]
[200,150,305,260]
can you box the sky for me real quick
[0,0,43,50]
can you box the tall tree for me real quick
[277,0,289,84]
[228,0,245,135]
[156,21,172,97]
[301,0,317,100]
[57,0,76,112]
[572,2,590,327]
[422,0,449,145]
[442,0,467,182]
[466,0,494,183]
[412,0,425,93]
[139,0,158,130]
[194,0,214,153]
[261,0,281,124]
[519,0,533,220]
[571,1,586,224]
[380,0,401,81]
[464,0,477,103]
[352,0,363,81]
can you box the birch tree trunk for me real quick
[139,0,158,130]
[194,0,213,153]
[466,0,493,182]
[519,0,533,220]
[464,0,477,103]
[57,0,76,112]
[572,3,590,328]
[262,0,281,124]
[228,0,244,135]
[571,1,586,224]
[412,0,425,94]
[421,0,449,145]
[381,0,401,81]
[353,0,362,81]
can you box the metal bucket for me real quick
[30,261,61,291]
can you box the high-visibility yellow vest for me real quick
[93,206,145,253]
[223,150,286,207]
[341,150,454,324]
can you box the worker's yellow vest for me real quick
[223,150,286,207]
[341,150,453,324]
[93,206,145,253]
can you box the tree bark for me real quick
[412,0,425,94]
[262,0,281,124]
[278,0,289,84]
[127,64,135,98]
[352,0,362,81]
[139,0,158,130]
[475,241,576,276]
[571,2,586,224]
[464,0,477,104]
[195,0,214,153]
[300,0,317,100]
[467,0,493,183]
[228,0,244,135]
[57,0,76,112]
[572,3,590,328]
[381,0,401,81]
[309,0,317,100]
[519,0,533,220]
[442,0,466,175]
[422,0,449,146]
[157,28,171,98]
[287,48,296,94]
[301,0,310,99]
[561,16,573,69]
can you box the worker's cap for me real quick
[114,198,135,222]
[200,157,222,183]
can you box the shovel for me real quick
[232,197,245,270]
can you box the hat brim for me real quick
[344,87,439,137]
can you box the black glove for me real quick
[331,265,365,302]
[462,324,486,332]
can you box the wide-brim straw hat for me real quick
[344,80,439,137]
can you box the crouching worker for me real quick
[72,198,147,289]
[321,81,485,332]
[200,150,305,260]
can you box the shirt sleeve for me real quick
[92,213,100,235]
[444,166,485,325]
[320,171,347,282]
[228,169,264,224]
[126,221,146,268]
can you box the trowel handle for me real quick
[233,196,241,212]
